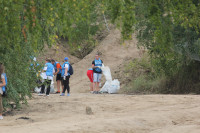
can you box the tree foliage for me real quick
[121,0,200,92]
[0,0,104,107]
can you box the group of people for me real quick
[39,53,104,96]
[0,53,104,120]
[38,57,72,97]
[38,53,104,96]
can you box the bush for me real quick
[122,54,168,94]
[126,75,167,94]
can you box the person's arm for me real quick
[64,64,68,76]
[42,65,47,73]
[0,77,6,87]
[92,64,95,69]
[92,61,98,69]
[55,69,59,75]
[54,64,60,75]
[53,68,55,75]
[101,60,104,67]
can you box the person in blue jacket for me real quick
[92,53,103,94]
[60,57,71,96]
[39,59,54,96]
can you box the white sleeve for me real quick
[43,65,47,71]
[1,74,5,79]
[65,64,69,69]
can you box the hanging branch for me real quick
[103,13,110,32]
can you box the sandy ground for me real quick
[1,94,200,133]
[1,29,200,133]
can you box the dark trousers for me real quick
[63,76,70,94]
[41,79,51,95]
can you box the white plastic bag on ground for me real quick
[34,87,41,93]
[100,66,120,94]
[100,81,111,92]
[108,79,120,94]
[34,80,54,93]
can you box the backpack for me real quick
[68,64,74,75]
[62,62,74,76]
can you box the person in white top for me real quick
[60,57,71,96]
[0,64,6,120]
[38,59,54,96]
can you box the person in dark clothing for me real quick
[60,57,71,96]
[38,59,54,96]
[92,53,103,94]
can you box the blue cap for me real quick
[64,57,69,61]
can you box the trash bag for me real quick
[101,66,112,82]
[50,80,55,93]
[34,87,41,93]
[100,79,120,94]
[108,79,120,94]
[100,81,111,92]
[34,80,54,93]
[100,66,120,94]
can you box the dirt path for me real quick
[1,94,200,133]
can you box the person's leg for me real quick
[46,80,51,95]
[37,80,42,88]
[94,74,99,92]
[93,73,98,93]
[62,77,67,94]
[90,71,94,91]
[96,82,100,91]
[65,76,70,95]
[61,77,64,92]
[0,95,3,118]
[93,82,96,93]
[90,82,93,91]
[56,74,62,93]
[57,80,61,92]
[96,74,102,92]
[40,82,45,94]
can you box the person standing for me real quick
[60,57,71,96]
[39,59,54,96]
[87,68,93,93]
[92,53,103,94]
[0,64,6,120]
[51,59,63,93]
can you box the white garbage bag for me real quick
[108,79,120,94]
[34,87,41,93]
[50,80,55,93]
[100,66,120,94]
[34,79,54,93]
[100,81,111,92]
[101,66,112,82]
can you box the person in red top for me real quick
[87,68,93,93]
[51,59,63,93]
